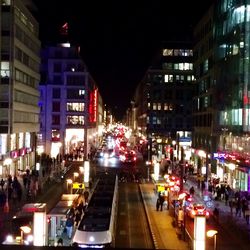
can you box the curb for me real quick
[138,183,158,249]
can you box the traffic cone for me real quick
[4,199,9,213]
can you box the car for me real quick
[186,202,209,219]
[120,150,136,164]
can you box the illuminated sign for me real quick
[72,182,85,189]
[89,89,97,123]
[10,150,19,158]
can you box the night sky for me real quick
[32,0,215,120]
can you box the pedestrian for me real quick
[225,189,229,205]
[156,198,160,211]
[189,186,195,196]
[159,195,165,211]
[229,199,234,215]
[0,179,5,190]
[235,197,242,217]
[57,237,63,246]
[65,214,74,239]
[213,207,219,223]
[75,209,81,227]
[245,208,250,225]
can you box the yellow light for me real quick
[4,158,12,165]
[74,172,79,177]
[207,229,218,238]
[66,179,72,184]
[20,226,31,234]
[228,163,235,170]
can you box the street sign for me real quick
[73,182,85,189]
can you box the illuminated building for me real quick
[0,0,40,177]
[193,0,250,191]
[132,41,194,163]
[38,43,103,159]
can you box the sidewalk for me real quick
[140,183,188,250]
[0,163,68,243]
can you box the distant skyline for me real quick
[33,0,215,120]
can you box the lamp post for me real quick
[207,229,218,250]
[146,160,151,182]
[20,225,31,244]
[66,179,72,194]
[73,172,79,182]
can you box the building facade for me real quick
[133,42,195,163]
[193,0,250,192]
[39,43,103,162]
[0,0,40,178]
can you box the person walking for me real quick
[156,198,160,211]
[189,186,195,196]
[65,214,74,239]
[213,206,220,223]
[159,194,165,211]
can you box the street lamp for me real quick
[207,229,218,250]
[20,225,31,244]
[66,179,73,194]
[73,172,79,182]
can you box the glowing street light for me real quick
[207,229,218,250]
[20,225,31,244]
[73,172,79,182]
[66,179,73,194]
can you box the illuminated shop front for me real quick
[65,129,85,156]
[214,152,249,192]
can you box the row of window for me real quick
[51,102,85,112]
[149,89,193,101]
[164,74,195,83]
[15,68,38,89]
[15,46,39,72]
[162,49,193,57]
[15,24,40,55]
[51,88,85,99]
[147,116,192,129]
[51,115,85,125]
[152,103,174,111]
[152,74,195,84]
[14,110,38,123]
[14,5,37,36]
[53,62,85,73]
[162,62,193,71]
[52,75,85,85]
[14,90,39,106]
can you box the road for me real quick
[115,182,154,248]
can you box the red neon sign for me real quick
[89,89,97,123]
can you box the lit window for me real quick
[153,103,157,110]
[163,49,173,56]
[79,90,85,95]
[164,74,173,82]
[157,103,161,110]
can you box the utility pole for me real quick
[180,146,184,192]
